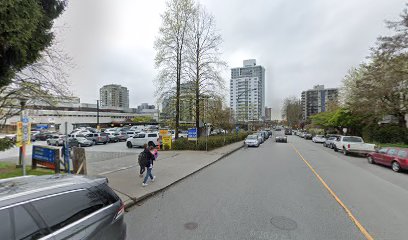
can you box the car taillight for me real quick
[347,144,350,149]
[114,201,125,221]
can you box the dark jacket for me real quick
[143,148,155,168]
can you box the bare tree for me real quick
[186,3,226,136]
[154,0,195,139]
[0,43,72,125]
[281,97,302,128]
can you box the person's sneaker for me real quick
[151,176,156,182]
[142,183,148,187]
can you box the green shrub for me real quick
[172,132,248,151]
[0,138,14,152]
[363,124,408,144]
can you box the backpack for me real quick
[138,151,148,167]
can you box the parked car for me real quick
[312,135,326,143]
[275,135,288,143]
[85,133,109,144]
[323,137,338,148]
[47,135,66,146]
[333,136,376,155]
[126,132,160,148]
[256,132,265,144]
[260,131,269,140]
[304,133,313,140]
[36,131,56,141]
[244,134,260,147]
[0,175,126,240]
[125,131,138,138]
[367,147,408,172]
[107,132,119,143]
[75,137,94,147]
[116,132,128,142]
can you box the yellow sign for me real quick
[159,129,169,136]
[162,136,172,150]
[26,122,31,145]
[16,121,23,147]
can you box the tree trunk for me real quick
[195,39,200,137]
[175,51,180,139]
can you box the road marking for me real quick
[291,144,374,240]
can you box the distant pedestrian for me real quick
[142,144,156,186]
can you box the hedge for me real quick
[362,124,408,144]
[172,132,249,151]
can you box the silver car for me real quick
[0,175,126,240]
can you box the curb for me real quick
[123,143,244,210]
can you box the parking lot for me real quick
[0,140,144,175]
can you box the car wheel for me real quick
[103,141,107,144]
[392,161,401,172]
[323,143,326,147]
[367,156,375,164]
[343,148,348,155]
[127,141,133,148]
[334,147,338,152]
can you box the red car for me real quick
[367,147,408,172]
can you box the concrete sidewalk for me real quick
[103,141,244,208]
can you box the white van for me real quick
[126,132,159,148]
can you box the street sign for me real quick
[159,129,169,136]
[188,128,197,141]
[32,146,60,172]
[16,121,23,147]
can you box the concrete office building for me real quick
[230,59,265,122]
[301,85,339,119]
[100,84,129,109]
[265,107,272,121]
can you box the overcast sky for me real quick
[55,0,406,119]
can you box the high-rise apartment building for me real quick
[301,85,338,119]
[230,59,265,121]
[100,84,129,109]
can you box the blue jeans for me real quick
[143,168,154,184]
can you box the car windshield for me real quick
[247,135,257,139]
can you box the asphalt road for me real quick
[124,133,408,240]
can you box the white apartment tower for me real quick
[100,84,129,109]
[230,59,265,121]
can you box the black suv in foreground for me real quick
[0,175,126,240]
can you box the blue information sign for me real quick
[33,146,56,163]
[188,128,197,141]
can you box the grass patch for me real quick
[0,162,53,179]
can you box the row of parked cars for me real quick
[295,131,408,173]
[244,130,273,147]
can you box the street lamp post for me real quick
[96,100,100,131]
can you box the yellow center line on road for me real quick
[290,143,374,240]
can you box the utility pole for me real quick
[96,100,100,131]
[18,98,27,176]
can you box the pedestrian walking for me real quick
[142,144,156,187]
